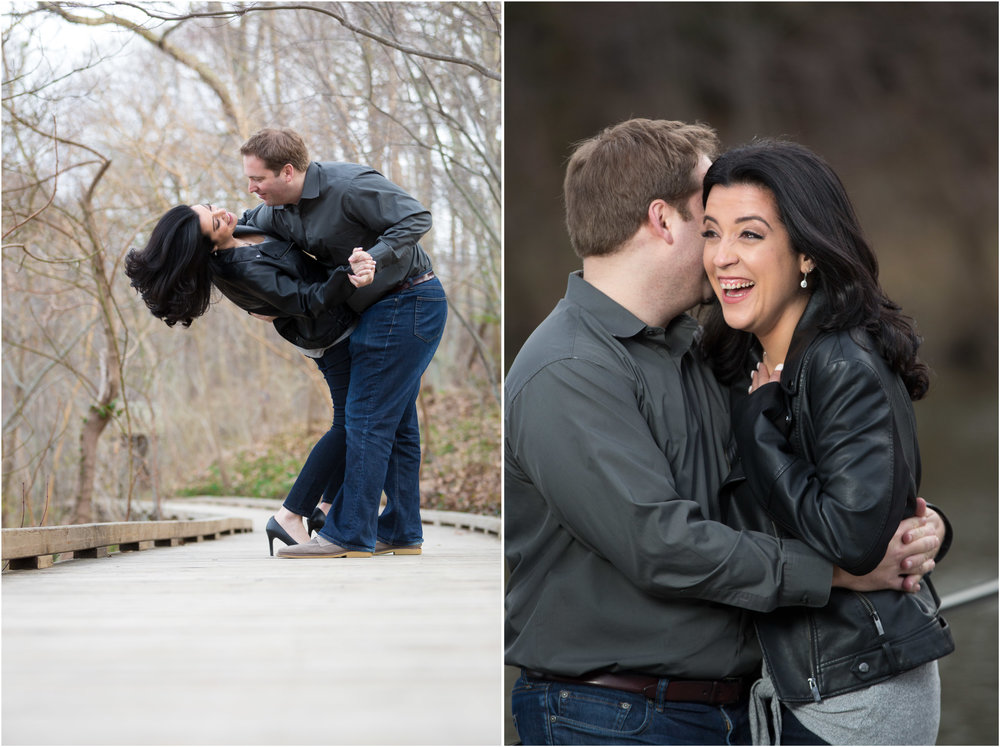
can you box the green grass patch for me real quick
[178,433,304,500]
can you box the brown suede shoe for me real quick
[374,541,423,556]
[276,536,372,558]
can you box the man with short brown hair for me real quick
[564,118,719,257]
[240,127,311,176]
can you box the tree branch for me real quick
[96,1,501,80]
[38,2,247,134]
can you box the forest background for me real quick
[503,3,997,745]
[2,1,501,526]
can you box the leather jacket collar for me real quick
[779,285,829,397]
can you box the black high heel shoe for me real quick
[266,516,299,556]
[307,507,327,535]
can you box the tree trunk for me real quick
[73,346,119,524]
[72,160,121,524]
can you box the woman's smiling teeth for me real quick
[719,279,755,298]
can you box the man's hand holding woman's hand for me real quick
[832,498,943,593]
[349,247,376,288]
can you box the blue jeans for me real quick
[778,707,828,745]
[511,671,752,745]
[319,277,447,551]
[281,338,352,517]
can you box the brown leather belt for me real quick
[524,669,750,705]
[391,270,435,293]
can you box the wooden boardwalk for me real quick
[2,502,502,745]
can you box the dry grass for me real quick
[179,387,501,517]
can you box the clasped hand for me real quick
[349,247,376,288]
[833,497,941,593]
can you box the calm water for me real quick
[936,594,998,745]
[919,377,998,745]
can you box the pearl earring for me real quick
[800,271,809,289]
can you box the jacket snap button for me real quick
[858,662,870,673]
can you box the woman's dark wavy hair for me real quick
[124,205,214,327]
[699,140,929,400]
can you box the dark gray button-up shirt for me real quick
[239,161,433,312]
[504,272,831,679]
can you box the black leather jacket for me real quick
[209,235,358,350]
[721,288,954,703]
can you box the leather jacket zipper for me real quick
[766,510,824,703]
[791,348,825,704]
[768,516,824,703]
[807,609,822,702]
[855,591,885,635]
[807,676,821,702]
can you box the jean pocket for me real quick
[413,295,447,344]
[511,678,549,745]
[550,686,650,740]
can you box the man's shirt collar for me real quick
[300,162,321,200]
[274,162,321,211]
[565,271,698,355]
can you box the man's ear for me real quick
[281,164,295,181]
[647,199,676,243]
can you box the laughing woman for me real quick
[125,204,375,555]
[699,141,954,745]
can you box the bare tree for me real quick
[2,104,128,522]
[3,2,501,525]
[32,1,502,389]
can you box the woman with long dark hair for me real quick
[126,203,375,555]
[700,140,954,744]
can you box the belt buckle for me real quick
[713,678,742,704]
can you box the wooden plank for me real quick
[120,541,155,552]
[423,510,500,535]
[7,555,54,570]
[1,517,253,561]
[75,547,109,559]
